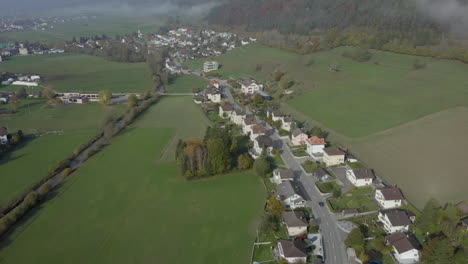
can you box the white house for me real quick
[203,61,219,72]
[219,104,234,119]
[272,168,294,184]
[206,87,221,103]
[249,124,267,141]
[252,135,274,158]
[277,239,308,264]
[19,47,28,55]
[0,127,8,145]
[346,168,375,187]
[323,147,345,167]
[386,232,420,264]
[306,136,326,157]
[238,77,263,95]
[282,211,308,237]
[281,116,294,132]
[378,209,412,234]
[0,94,9,104]
[375,187,405,209]
[242,117,257,135]
[291,128,308,146]
[277,181,305,209]
[230,109,246,126]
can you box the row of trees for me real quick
[175,125,253,179]
[66,43,146,63]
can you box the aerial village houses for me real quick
[277,181,306,209]
[219,104,234,119]
[346,168,375,187]
[277,239,308,263]
[306,136,326,158]
[323,147,345,167]
[282,211,309,236]
[313,167,333,182]
[203,61,219,72]
[385,232,421,264]
[205,86,221,103]
[249,124,267,141]
[230,109,246,125]
[268,109,294,132]
[0,127,8,144]
[378,209,412,234]
[252,134,274,158]
[242,117,257,135]
[375,187,405,209]
[238,77,263,95]
[272,168,294,184]
[291,128,308,146]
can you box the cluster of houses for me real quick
[58,91,102,104]
[194,81,222,104]
[0,43,64,59]
[0,16,92,33]
[0,72,41,87]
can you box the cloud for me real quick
[414,0,468,33]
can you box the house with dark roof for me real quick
[239,77,263,95]
[375,187,405,209]
[313,167,332,182]
[272,168,294,184]
[219,103,234,119]
[346,168,375,187]
[277,181,306,209]
[0,126,8,144]
[378,209,412,234]
[323,147,345,166]
[385,232,420,264]
[282,211,309,236]
[277,239,308,263]
[291,128,308,146]
[252,135,274,158]
[230,109,246,125]
[249,124,267,141]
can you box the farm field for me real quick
[0,53,152,93]
[0,99,123,208]
[166,74,208,94]
[0,96,266,264]
[184,44,468,207]
[0,16,163,44]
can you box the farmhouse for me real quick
[249,124,267,141]
[219,104,234,119]
[277,181,306,209]
[203,61,219,72]
[272,168,294,184]
[0,127,8,144]
[378,209,412,234]
[306,136,326,158]
[323,147,345,166]
[252,135,274,158]
[238,77,263,95]
[282,211,309,236]
[375,187,405,209]
[291,128,308,146]
[313,167,332,182]
[277,239,308,263]
[346,168,375,187]
[385,232,420,264]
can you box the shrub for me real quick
[61,168,73,178]
[254,155,272,177]
[237,154,253,170]
[413,59,427,70]
[37,179,54,198]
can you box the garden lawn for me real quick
[316,181,342,194]
[0,127,266,264]
[0,53,152,93]
[166,74,208,93]
[328,186,378,212]
[0,99,123,208]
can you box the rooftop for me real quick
[278,239,308,258]
[323,147,345,156]
[386,232,420,254]
[282,211,308,227]
[381,209,412,226]
[307,136,326,146]
[275,168,294,179]
[377,187,404,201]
[255,135,274,147]
[352,168,375,180]
[0,127,7,136]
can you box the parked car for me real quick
[318,202,325,207]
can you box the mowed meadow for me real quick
[0,96,266,263]
[0,100,124,208]
[0,53,152,93]
[185,44,468,207]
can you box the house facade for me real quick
[252,135,274,158]
[282,211,308,237]
[346,168,375,187]
[219,104,234,119]
[386,232,420,264]
[277,181,306,209]
[0,127,8,144]
[206,87,221,103]
[230,109,246,125]
[378,209,412,234]
[306,136,326,157]
[322,147,345,166]
[272,168,294,184]
[203,61,219,72]
[249,124,267,141]
[291,128,308,146]
[375,187,405,209]
[239,77,263,94]
[277,239,308,263]
[242,117,257,135]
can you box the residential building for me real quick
[193,94,205,104]
[206,86,221,103]
[252,135,274,158]
[0,93,9,104]
[386,232,420,264]
[346,168,375,187]
[282,211,308,236]
[277,239,308,263]
[230,109,246,125]
[249,124,267,141]
[306,136,326,158]
[378,209,412,234]
[242,117,257,135]
[277,181,306,209]
[66,96,89,104]
[0,127,8,144]
[323,147,345,166]
[238,77,263,94]
[272,168,294,184]
[19,47,28,55]
[210,80,220,88]
[203,61,219,72]
[281,116,294,132]
[291,128,308,146]
[375,187,405,209]
[219,104,234,119]
[313,167,332,182]
[461,218,468,231]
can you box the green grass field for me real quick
[0,99,123,207]
[0,16,163,44]
[0,53,152,93]
[166,74,208,94]
[0,96,266,264]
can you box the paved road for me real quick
[221,83,349,264]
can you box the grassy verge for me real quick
[328,186,378,212]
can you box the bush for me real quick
[37,179,54,198]
[413,59,427,70]
[254,155,272,177]
[61,168,73,178]
[237,154,253,169]
[343,48,372,62]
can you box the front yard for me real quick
[316,181,342,194]
[328,186,379,213]
[291,145,309,157]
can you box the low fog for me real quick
[415,0,468,33]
